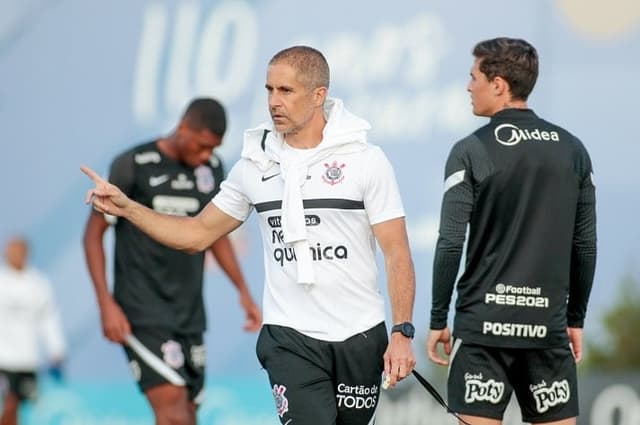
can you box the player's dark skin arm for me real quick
[82,210,131,343]
[208,236,262,332]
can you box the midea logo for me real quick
[494,123,560,146]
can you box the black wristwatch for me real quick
[391,322,415,339]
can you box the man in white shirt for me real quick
[0,237,66,425]
[81,45,416,425]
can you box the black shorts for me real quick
[123,327,205,402]
[256,322,388,425]
[447,340,579,423]
[0,370,38,401]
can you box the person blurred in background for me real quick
[82,98,262,425]
[0,236,66,425]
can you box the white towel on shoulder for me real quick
[241,98,371,286]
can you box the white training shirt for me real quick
[0,266,66,371]
[213,144,404,341]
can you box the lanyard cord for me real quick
[411,370,474,425]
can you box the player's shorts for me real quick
[123,327,206,403]
[256,322,388,425]
[447,340,579,423]
[0,370,38,401]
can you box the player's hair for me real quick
[269,45,330,91]
[473,37,538,101]
[182,98,227,137]
[6,236,28,251]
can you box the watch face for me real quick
[393,322,415,338]
[402,323,415,338]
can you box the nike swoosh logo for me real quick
[284,420,292,425]
[149,175,170,187]
[261,173,280,182]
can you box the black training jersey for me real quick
[109,141,224,333]
[431,109,596,349]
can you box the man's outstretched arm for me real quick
[81,165,242,252]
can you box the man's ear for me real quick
[313,87,328,107]
[493,76,510,98]
[176,120,193,137]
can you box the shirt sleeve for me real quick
[363,146,405,224]
[567,144,597,327]
[431,140,474,330]
[108,151,136,195]
[212,160,253,222]
[102,151,135,224]
[38,278,66,361]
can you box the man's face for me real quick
[467,57,498,117]
[5,239,27,271]
[266,62,317,136]
[177,127,222,167]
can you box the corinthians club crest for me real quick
[322,161,346,185]
[272,384,289,417]
[161,340,185,369]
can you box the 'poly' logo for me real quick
[532,380,570,413]
[464,375,504,404]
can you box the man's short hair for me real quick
[269,45,330,91]
[182,98,227,137]
[473,37,539,101]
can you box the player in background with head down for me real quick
[83,98,262,425]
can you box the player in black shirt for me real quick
[83,98,262,425]
[427,38,596,425]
